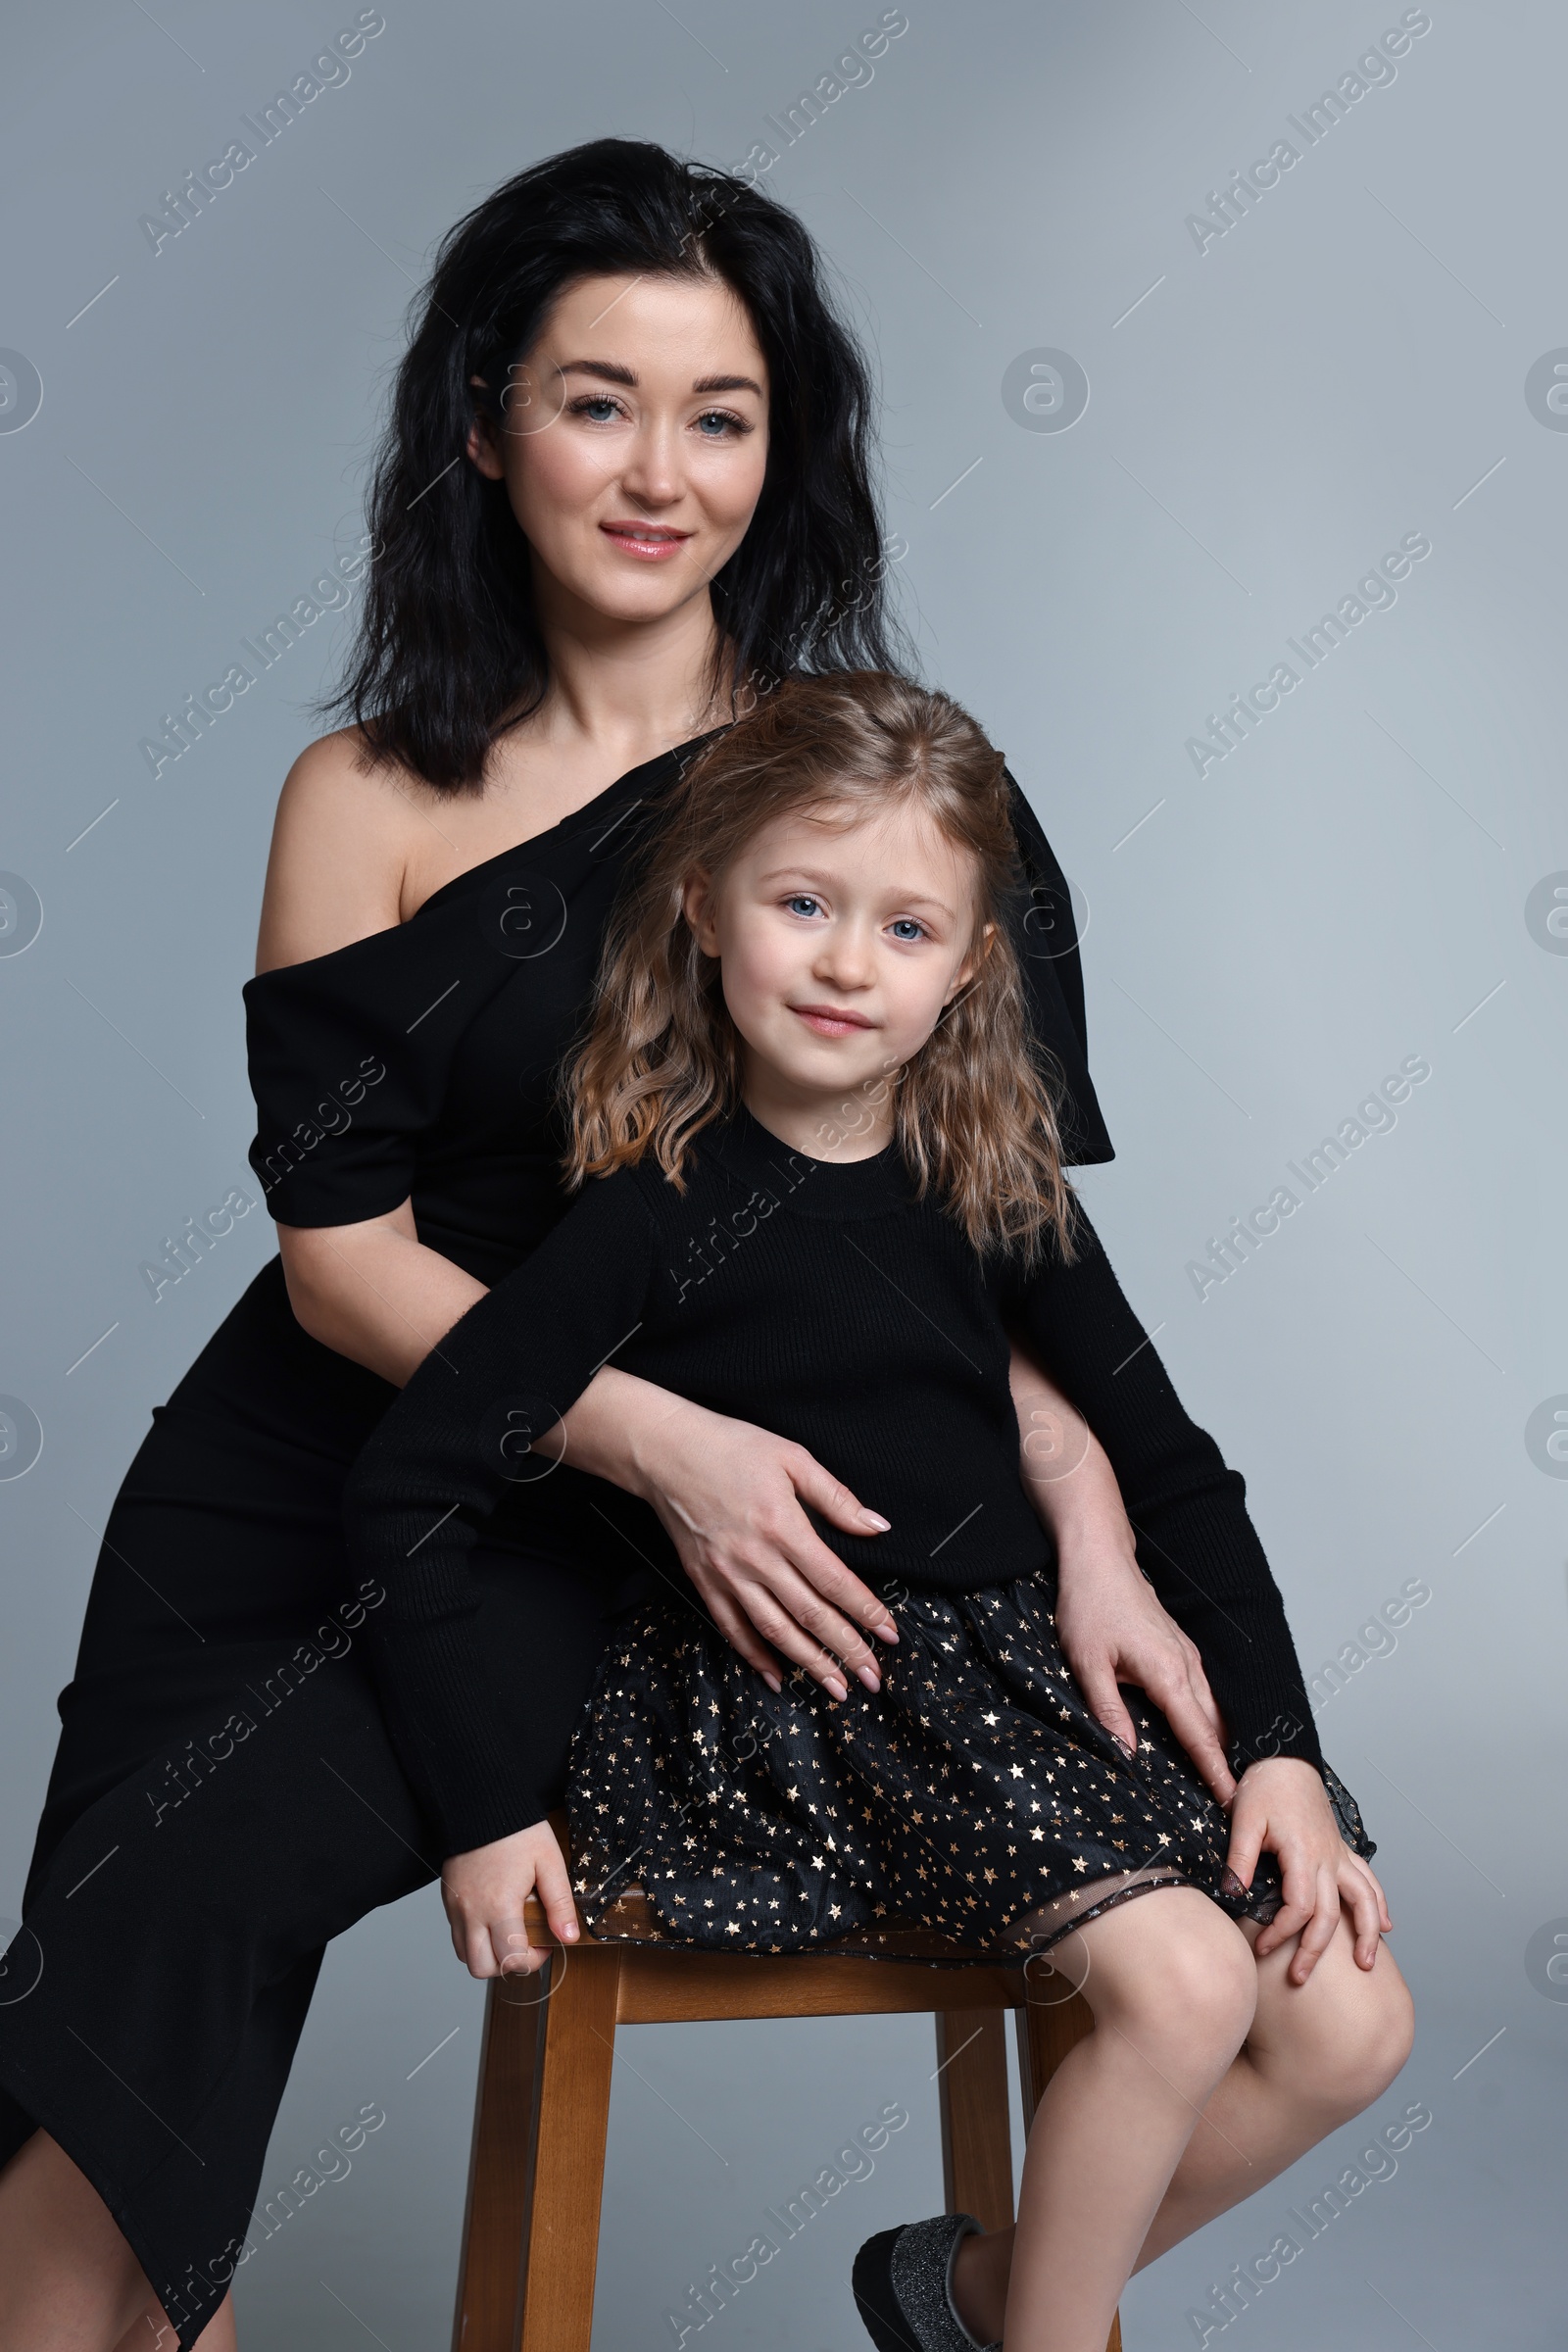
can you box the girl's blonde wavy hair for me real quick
[564,671,1077,1259]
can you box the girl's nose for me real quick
[814,926,876,989]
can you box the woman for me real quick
[0,141,1231,2350]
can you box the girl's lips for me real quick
[599,521,692,562]
[792,1004,876,1038]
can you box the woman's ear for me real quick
[944,920,996,1005]
[466,378,505,480]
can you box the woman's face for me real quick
[467,271,770,629]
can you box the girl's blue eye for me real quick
[786,895,821,918]
[890,918,926,941]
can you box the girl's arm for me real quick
[1015,1207,1388,1978]
[1006,1347,1235,1803]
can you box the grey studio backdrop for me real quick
[0,1,1562,2344]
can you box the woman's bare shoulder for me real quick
[256,726,426,975]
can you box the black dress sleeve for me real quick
[1009,1207,1324,1776]
[342,1172,659,1854]
[243,892,510,1230]
[1002,769,1113,1166]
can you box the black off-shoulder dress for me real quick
[0,742,1111,2344]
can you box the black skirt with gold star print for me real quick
[565,1577,1374,1957]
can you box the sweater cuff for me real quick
[1220,1687,1325,1778]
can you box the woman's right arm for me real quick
[257,735,488,1385]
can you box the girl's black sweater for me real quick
[344,1110,1324,1855]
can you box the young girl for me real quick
[345,672,1412,2352]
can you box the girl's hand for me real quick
[1008,1349,1235,1804]
[619,1392,899,1701]
[440,1819,580,1979]
[1223,1757,1393,1984]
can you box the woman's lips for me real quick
[791,1004,876,1038]
[599,521,692,562]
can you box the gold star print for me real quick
[1072,1857,1088,1873]
[983,1869,997,1884]
[1009,1764,1024,1780]
[1030,1827,1045,1841]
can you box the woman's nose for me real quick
[617,419,683,509]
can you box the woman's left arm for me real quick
[1007,1347,1236,1803]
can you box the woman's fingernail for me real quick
[562,1924,578,1940]
[825,1677,849,1702]
[1220,1868,1246,1897]
[862,1512,891,1532]
[762,1672,782,1693]
[857,1665,881,1692]
[877,1619,899,1642]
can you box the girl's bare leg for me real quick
[960,1888,1258,2352]
[952,1905,1415,2343]
[1132,1909,1413,2264]
[0,2129,236,2352]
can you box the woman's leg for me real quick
[1131,1909,1414,2265]
[956,1886,1258,2352]
[0,2132,234,2352]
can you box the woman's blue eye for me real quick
[890,918,925,941]
[573,396,619,422]
[695,410,744,436]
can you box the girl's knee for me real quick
[1257,1936,1415,2121]
[1320,1952,1415,2114]
[1083,1887,1256,2056]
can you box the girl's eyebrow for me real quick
[757,864,957,916]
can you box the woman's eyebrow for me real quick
[557,359,638,385]
[553,361,765,397]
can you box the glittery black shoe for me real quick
[852,2213,1000,2352]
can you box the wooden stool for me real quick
[451,1883,1122,2352]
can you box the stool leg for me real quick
[1013,1991,1122,2352]
[935,2009,1013,2230]
[453,1974,549,2352]
[517,1945,621,2352]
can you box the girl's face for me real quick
[686,800,987,1153]
[466,271,770,632]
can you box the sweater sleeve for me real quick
[342,1171,658,1855]
[1012,1207,1324,1776]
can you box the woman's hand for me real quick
[441,1819,580,1979]
[1008,1348,1235,1803]
[559,1372,899,1700]
[1224,1757,1393,1984]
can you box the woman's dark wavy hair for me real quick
[327,137,906,790]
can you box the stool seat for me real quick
[529,1877,1023,1965]
[454,1839,1121,2352]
